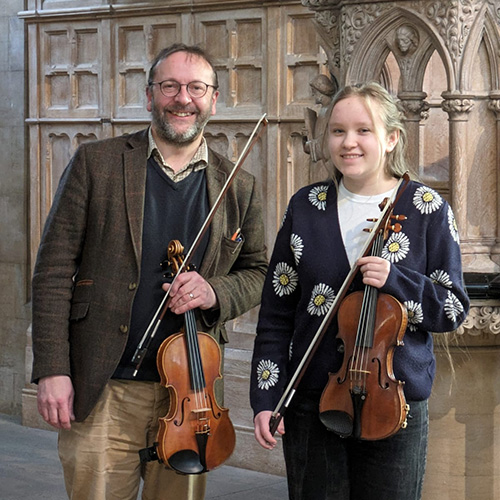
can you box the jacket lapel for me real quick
[200,150,226,276]
[123,130,149,266]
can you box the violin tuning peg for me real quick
[390,214,407,221]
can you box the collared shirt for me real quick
[147,127,208,182]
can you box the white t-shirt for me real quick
[337,180,395,266]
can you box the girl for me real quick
[250,82,469,500]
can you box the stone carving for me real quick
[456,305,500,336]
[303,74,337,164]
[395,24,419,56]
[314,9,341,69]
[301,0,330,6]
[487,98,500,116]
[342,5,388,65]
[418,0,481,66]
[441,96,475,115]
[399,97,430,120]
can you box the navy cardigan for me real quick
[250,179,470,416]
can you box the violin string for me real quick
[364,233,383,390]
[185,310,206,410]
[354,230,383,392]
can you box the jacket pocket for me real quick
[70,279,94,321]
[216,235,245,272]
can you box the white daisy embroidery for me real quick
[308,185,329,211]
[307,283,336,316]
[290,234,304,266]
[430,269,452,288]
[413,186,443,214]
[257,359,280,390]
[445,290,464,322]
[448,206,459,243]
[382,232,410,263]
[404,300,424,331]
[273,262,299,297]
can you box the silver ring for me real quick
[189,293,194,299]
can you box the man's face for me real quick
[147,52,219,145]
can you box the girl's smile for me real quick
[327,95,399,195]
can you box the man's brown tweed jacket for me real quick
[31,128,268,421]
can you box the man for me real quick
[31,43,268,500]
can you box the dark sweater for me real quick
[113,158,210,380]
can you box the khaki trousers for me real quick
[58,379,207,500]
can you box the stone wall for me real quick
[0,0,30,416]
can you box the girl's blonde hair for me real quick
[323,82,410,181]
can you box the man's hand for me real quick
[254,410,285,450]
[37,375,75,430]
[163,271,218,315]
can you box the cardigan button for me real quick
[128,282,137,290]
[119,325,129,334]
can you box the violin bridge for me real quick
[349,368,371,375]
[192,407,211,414]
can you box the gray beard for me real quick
[151,106,211,145]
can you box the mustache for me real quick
[164,105,198,114]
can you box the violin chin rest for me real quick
[319,410,353,438]
[168,450,205,475]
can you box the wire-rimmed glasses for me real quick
[149,79,218,98]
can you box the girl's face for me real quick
[327,95,398,192]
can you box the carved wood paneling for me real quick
[40,22,102,118]
[114,16,182,119]
[195,9,266,116]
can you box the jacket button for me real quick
[128,282,137,290]
[120,325,128,333]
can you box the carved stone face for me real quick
[312,88,332,106]
[396,25,419,55]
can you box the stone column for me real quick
[441,92,474,233]
[488,93,500,266]
[398,91,429,178]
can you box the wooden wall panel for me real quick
[195,9,266,115]
[114,16,182,119]
[40,22,102,118]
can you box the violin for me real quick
[319,214,409,440]
[151,240,235,474]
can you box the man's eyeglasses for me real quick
[149,79,218,99]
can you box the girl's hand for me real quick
[254,411,285,450]
[357,256,391,288]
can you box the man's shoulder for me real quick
[79,128,149,153]
[207,146,255,183]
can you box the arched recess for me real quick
[345,8,455,93]
[460,6,500,92]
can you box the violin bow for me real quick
[269,172,411,434]
[132,114,268,376]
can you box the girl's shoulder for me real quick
[399,179,450,213]
[289,179,336,207]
